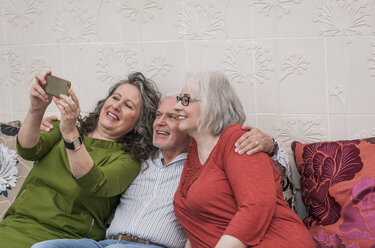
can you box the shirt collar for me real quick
[156,150,187,167]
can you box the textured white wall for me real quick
[1,0,375,188]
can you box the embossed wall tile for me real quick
[326,38,347,114]
[96,0,122,42]
[369,38,375,76]
[118,0,151,41]
[177,0,228,40]
[142,0,181,40]
[53,1,99,43]
[143,42,185,94]
[23,0,59,44]
[314,0,372,37]
[276,38,327,114]
[2,0,45,44]
[346,37,375,114]
[62,43,144,113]
[245,39,279,114]
[119,0,163,23]
[2,0,43,27]
[1,0,27,45]
[0,47,25,121]
[0,47,25,86]
[225,0,252,38]
[250,0,317,38]
[224,40,275,85]
[223,40,275,114]
[0,9,5,45]
[244,113,256,126]
[275,0,319,38]
[347,115,375,139]
[329,115,348,141]
[0,83,12,121]
[249,0,301,19]
[16,45,64,116]
[186,40,256,113]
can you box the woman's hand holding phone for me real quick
[29,71,53,113]
[53,89,81,141]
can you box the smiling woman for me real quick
[173,72,315,248]
[0,71,161,248]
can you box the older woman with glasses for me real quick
[173,72,315,248]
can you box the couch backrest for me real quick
[0,121,34,219]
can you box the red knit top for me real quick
[173,124,314,247]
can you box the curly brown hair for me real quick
[77,72,161,162]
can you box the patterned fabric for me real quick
[281,176,296,212]
[0,121,33,220]
[292,138,375,248]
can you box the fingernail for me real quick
[235,148,239,153]
[238,150,243,155]
[235,142,238,146]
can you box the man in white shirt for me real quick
[33,96,289,248]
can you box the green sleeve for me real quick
[76,154,140,197]
[16,120,62,161]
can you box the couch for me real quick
[0,121,34,219]
[3,121,373,247]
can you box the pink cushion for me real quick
[292,138,375,247]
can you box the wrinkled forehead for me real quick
[158,97,178,113]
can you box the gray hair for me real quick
[184,71,246,136]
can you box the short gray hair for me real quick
[184,71,246,136]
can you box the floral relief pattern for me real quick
[314,0,370,36]
[369,39,375,77]
[223,42,275,85]
[273,118,327,154]
[279,53,310,83]
[147,55,173,79]
[0,144,18,197]
[354,128,375,139]
[297,140,363,228]
[96,47,141,84]
[119,0,163,23]
[248,0,301,18]
[339,177,375,242]
[328,83,345,104]
[314,230,359,248]
[53,2,98,43]
[2,0,43,27]
[28,57,51,85]
[177,0,226,39]
[0,49,24,86]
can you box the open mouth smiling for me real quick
[107,112,119,121]
[156,130,170,136]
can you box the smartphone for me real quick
[45,75,71,98]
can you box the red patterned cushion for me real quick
[292,138,375,248]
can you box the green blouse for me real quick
[0,121,140,248]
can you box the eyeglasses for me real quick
[176,95,201,106]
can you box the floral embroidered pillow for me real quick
[292,138,375,248]
[0,122,33,219]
